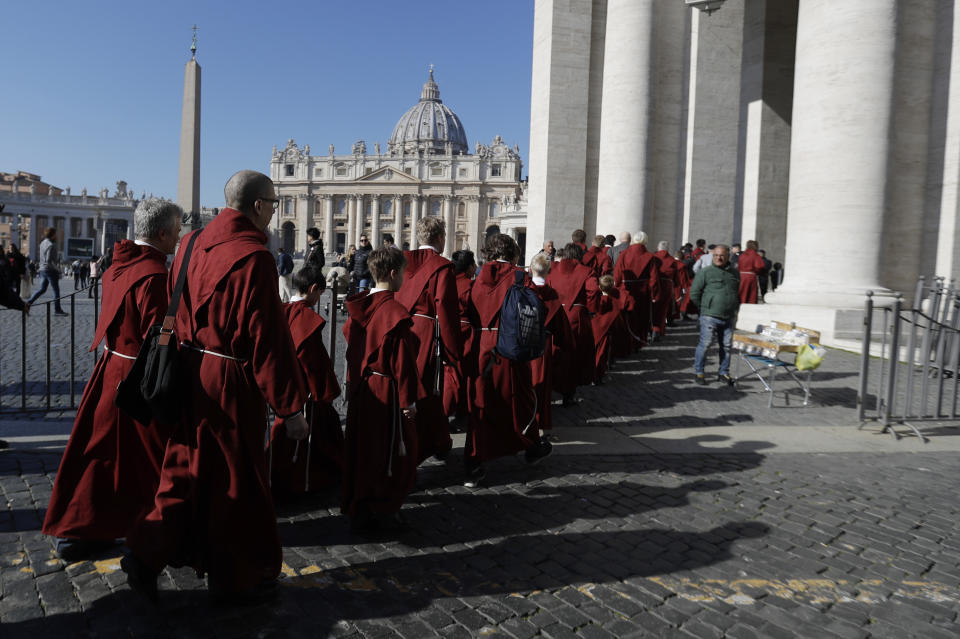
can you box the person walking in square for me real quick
[26,227,68,315]
[689,244,740,385]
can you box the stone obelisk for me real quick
[177,26,201,229]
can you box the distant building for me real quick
[0,171,135,258]
[269,69,526,258]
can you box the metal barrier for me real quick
[0,279,100,412]
[858,276,960,441]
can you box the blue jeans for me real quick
[695,315,734,376]
[27,270,65,312]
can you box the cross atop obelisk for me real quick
[177,26,201,230]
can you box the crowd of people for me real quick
[34,169,783,604]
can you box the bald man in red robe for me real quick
[529,253,573,432]
[396,217,461,463]
[737,240,767,304]
[613,233,661,350]
[342,247,422,531]
[269,264,343,497]
[652,241,682,339]
[582,234,613,278]
[124,171,309,604]
[464,234,552,487]
[43,199,181,561]
[547,243,600,399]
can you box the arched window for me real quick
[457,201,466,219]
[432,198,442,216]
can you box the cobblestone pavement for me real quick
[2,306,960,637]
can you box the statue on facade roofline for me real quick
[304,144,310,155]
[329,144,335,156]
[375,142,380,155]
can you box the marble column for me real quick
[370,195,381,248]
[393,195,403,246]
[346,196,356,249]
[442,196,455,257]
[409,195,420,248]
[322,195,334,253]
[354,194,365,244]
[596,0,655,235]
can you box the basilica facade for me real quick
[269,70,525,259]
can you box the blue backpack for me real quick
[496,270,547,361]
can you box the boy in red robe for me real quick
[546,243,600,402]
[395,217,460,463]
[529,253,573,432]
[737,240,768,304]
[342,247,423,532]
[43,199,181,561]
[464,234,552,487]
[592,275,628,383]
[613,232,661,350]
[269,264,343,498]
[123,171,309,604]
[582,234,613,278]
[443,250,477,421]
[652,241,681,339]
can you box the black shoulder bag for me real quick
[115,231,201,425]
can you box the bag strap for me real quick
[159,231,201,342]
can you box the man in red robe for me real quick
[737,239,768,304]
[546,243,600,402]
[593,275,629,382]
[342,247,422,531]
[395,217,461,463]
[123,171,309,604]
[529,253,573,433]
[582,234,613,278]
[443,250,478,420]
[464,234,552,487]
[572,229,588,253]
[613,232,661,350]
[652,240,682,339]
[270,264,343,498]
[43,199,181,561]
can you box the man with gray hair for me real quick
[606,231,631,267]
[43,198,182,561]
[124,171,309,604]
[612,230,661,350]
[689,244,740,385]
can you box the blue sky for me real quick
[1,1,534,207]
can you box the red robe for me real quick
[43,241,169,541]
[613,244,661,349]
[737,249,767,304]
[546,259,600,390]
[531,282,573,431]
[396,248,461,462]
[127,209,308,594]
[341,291,422,518]
[582,246,612,278]
[443,272,475,417]
[270,300,343,495]
[465,261,540,463]
[592,292,628,379]
[652,249,682,335]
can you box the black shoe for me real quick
[375,511,408,532]
[209,578,278,606]
[433,449,450,463]
[694,374,707,386]
[717,374,733,385]
[54,310,69,316]
[55,538,116,562]
[525,439,553,466]
[561,393,576,407]
[463,466,486,488]
[121,552,159,603]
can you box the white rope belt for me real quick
[561,303,587,308]
[104,346,137,361]
[741,271,756,275]
[413,313,437,321]
[370,370,390,378]
[180,342,246,362]
[481,327,499,331]
[460,319,471,324]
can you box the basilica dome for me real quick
[388,69,468,156]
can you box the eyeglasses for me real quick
[258,197,280,211]
[359,238,369,243]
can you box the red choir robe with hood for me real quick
[592,290,628,379]
[270,300,343,495]
[737,248,767,304]
[546,258,600,390]
[652,249,682,335]
[443,271,476,417]
[43,240,170,541]
[395,247,461,462]
[613,244,661,349]
[582,245,613,278]
[531,279,573,431]
[341,290,422,518]
[466,261,540,463]
[127,208,308,594]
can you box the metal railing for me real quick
[858,276,960,441]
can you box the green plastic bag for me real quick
[796,344,826,371]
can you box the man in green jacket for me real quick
[689,244,740,385]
